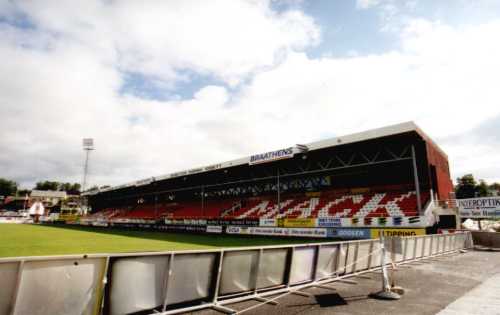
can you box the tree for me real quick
[34,181,60,191]
[60,182,72,192]
[455,175,500,198]
[0,178,18,197]
[17,189,31,196]
[68,183,81,195]
[455,174,477,199]
[476,180,489,197]
[33,181,81,194]
[489,182,500,194]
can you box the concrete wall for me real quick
[471,231,500,249]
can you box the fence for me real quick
[0,232,472,315]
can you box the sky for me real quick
[1,0,500,189]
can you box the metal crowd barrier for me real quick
[0,232,472,315]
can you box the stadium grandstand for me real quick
[83,122,456,238]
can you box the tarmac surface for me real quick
[189,250,500,315]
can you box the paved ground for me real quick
[190,250,500,315]
[437,273,500,315]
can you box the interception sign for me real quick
[457,197,500,219]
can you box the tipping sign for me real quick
[457,197,500,219]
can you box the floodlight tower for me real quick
[82,138,94,192]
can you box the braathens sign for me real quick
[249,147,294,165]
[457,197,500,218]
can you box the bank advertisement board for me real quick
[226,226,327,238]
[206,218,259,226]
[326,228,371,239]
[158,225,206,233]
[457,197,500,219]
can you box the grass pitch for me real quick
[0,224,321,258]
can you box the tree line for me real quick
[455,174,500,199]
[0,178,82,197]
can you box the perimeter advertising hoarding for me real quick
[281,218,317,228]
[457,197,500,219]
[158,225,206,233]
[110,222,154,229]
[343,216,427,228]
[317,218,342,227]
[226,226,327,238]
[206,225,223,233]
[326,228,371,239]
[226,226,251,234]
[259,218,277,227]
[206,218,259,226]
[165,219,207,226]
[370,228,426,238]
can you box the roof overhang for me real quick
[85,121,445,196]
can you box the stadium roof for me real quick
[89,121,444,195]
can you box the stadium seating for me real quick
[85,208,123,220]
[86,189,428,221]
[224,190,427,219]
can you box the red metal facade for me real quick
[425,142,454,200]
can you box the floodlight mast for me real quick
[82,138,94,193]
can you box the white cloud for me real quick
[9,0,319,86]
[213,19,500,181]
[356,0,382,9]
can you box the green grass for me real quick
[0,224,321,258]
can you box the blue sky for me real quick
[1,0,500,187]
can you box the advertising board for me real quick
[206,225,223,233]
[250,227,327,238]
[206,218,259,226]
[457,197,500,219]
[370,228,426,238]
[327,228,371,239]
[259,218,277,227]
[282,218,317,228]
[225,226,251,235]
[157,225,206,233]
[344,216,427,228]
[226,226,327,238]
[317,218,342,227]
[249,147,294,165]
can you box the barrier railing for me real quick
[0,232,472,315]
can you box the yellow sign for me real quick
[58,214,80,221]
[305,191,321,197]
[371,228,426,238]
[351,187,370,194]
[282,218,317,228]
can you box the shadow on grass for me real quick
[34,224,328,249]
